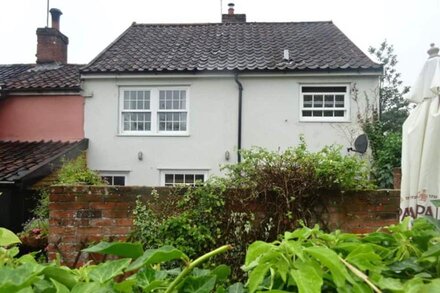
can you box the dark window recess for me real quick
[302,86,346,93]
[102,176,126,186]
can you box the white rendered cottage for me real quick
[81,8,382,186]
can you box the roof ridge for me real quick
[132,20,333,27]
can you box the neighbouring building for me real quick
[0,9,87,231]
[81,3,382,186]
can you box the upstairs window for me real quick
[119,87,189,135]
[300,85,350,122]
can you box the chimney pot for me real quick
[228,3,235,15]
[222,3,246,23]
[49,8,63,30]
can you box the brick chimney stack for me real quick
[222,3,246,23]
[36,8,69,64]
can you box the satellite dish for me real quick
[347,134,368,154]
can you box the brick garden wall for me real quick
[48,185,400,267]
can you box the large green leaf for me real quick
[346,245,383,272]
[88,258,131,283]
[290,263,323,293]
[421,244,440,259]
[130,267,169,291]
[304,246,353,288]
[127,246,187,271]
[245,241,273,267]
[83,241,144,258]
[113,279,136,293]
[0,262,45,293]
[71,282,114,293]
[0,228,21,247]
[227,283,245,293]
[247,262,270,293]
[182,275,217,293]
[211,265,231,281]
[43,266,78,289]
[50,278,70,293]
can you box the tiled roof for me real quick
[82,21,381,73]
[0,140,86,183]
[0,63,82,92]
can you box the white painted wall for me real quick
[83,73,379,186]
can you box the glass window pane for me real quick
[303,95,312,108]
[313,95,323,108]
[184,174,194,184]
[165,174,174,184]
[302,110,312,117]
[334,110,344,117]
[195,174,204,182]
[180,122,187,131]
[312,111,323,117]
[175,174,184,184]
[324,95,334,107]
[113,176,125,186]
[159,122,165,131]
[102,176,112,185]
[335,95,345,107]
[324,110,334,117]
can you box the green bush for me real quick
[57,154,104,185]
[363,118,402,188]
[244,217,440,292]
[131,138,374,279]
[0,227,234,292]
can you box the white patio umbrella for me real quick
[400,43,440,220]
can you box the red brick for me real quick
[114,218,133,226]
[50,210,75,219]
[102,209,131,218]
[89,218,114,226]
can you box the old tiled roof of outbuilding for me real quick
[0,63,83,92]
[82,21,382,74]
[0,139,88,183]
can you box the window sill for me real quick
[299,118,351,123]
[117,133,190,137]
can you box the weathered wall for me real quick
[48,186,399,267]
[0,95,84,141]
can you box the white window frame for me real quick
[299,84,350,122]
[99,172,128,186]
[119,87,190,136]
[160,169,209,187]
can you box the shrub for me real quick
[56,153,104,185]
[131,138,374,279]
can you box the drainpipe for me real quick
[234,72,243,163]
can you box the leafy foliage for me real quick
[359,41,410,188]
[243,217,440,292]
[132,138,373,279]
[368,40,410,132]
[56,154,104,185]
[362,117,402,188]
[0,227,234,292]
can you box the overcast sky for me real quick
[0,0,439,86]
